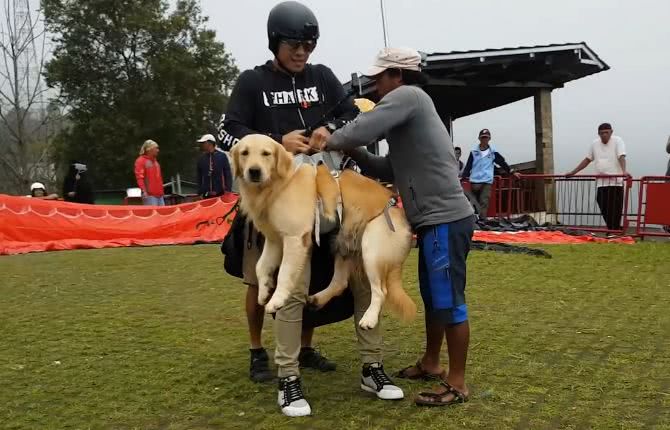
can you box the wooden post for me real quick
[438,113,453,138]
[534,89,556,215]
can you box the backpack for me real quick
[220,202,246,278]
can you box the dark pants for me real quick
[241,222,354,329]
[302,234,355,328]
[465,183,492,219]
[596,186,624,231]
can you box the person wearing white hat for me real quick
[196,133,232,198]
[322,47,475,407]
[28,182,59,200]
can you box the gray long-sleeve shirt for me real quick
[328,85,473,229]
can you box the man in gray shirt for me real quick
[318,47,475,407]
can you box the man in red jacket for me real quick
[134,139,165,206]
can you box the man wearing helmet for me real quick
[221,1,403,417]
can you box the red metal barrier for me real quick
[635,176,670,238]
[489,174,643,235]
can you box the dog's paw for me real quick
[358,311,379,330]
[307,293,329,310]
[257,288,271,306]
[306,295,319,311]
[262,275,276,291]
[265,297,285,314]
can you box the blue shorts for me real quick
[417,216,474,325]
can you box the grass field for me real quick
[1,243,669,430]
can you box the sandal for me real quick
[415,374,470,407]
[395,360,441,381]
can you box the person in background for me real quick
[454,146,464,175]
[461,129,518,219]
[196,134,232,198]
[29,182,59,200]
[63,162,95,204]
[566,123,628,231]
[134,139,165,206]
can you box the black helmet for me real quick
[267,1,319,55]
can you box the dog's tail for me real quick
[385,265,417,322]
[315,164,339,223]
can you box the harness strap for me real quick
[335,177,343,224]
[314,199,322,247]
[322,151,341,177]
[314,177,343,247]
[383,196,398,232]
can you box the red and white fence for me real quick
[465,174,670,239]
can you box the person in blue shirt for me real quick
[461,128,518,219]
[196,134,232,198]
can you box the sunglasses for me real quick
[281,38,317,53]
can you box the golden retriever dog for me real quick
[231,134,416,328]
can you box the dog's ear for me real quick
[275,142,293,179]
[230,144,242,178]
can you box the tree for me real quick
[0,0,58,195]
[43,0,238,189]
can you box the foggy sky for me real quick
[204,0,670,176]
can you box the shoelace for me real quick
[283,378,305,405]
[370,365,393,388]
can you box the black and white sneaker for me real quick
[361,362,404,400]
[278,376,311,417]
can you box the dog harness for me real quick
[294,152,398,246]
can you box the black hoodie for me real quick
[219,60,358,150]
[63,162,95,204]
[219,60,357,326]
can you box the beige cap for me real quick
[365,47,422,77]
[196,134,216,143]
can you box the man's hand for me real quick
[282,130,311,154]
[67,191,75,197]
[512,171,522,179]
[567,158,591,177]
[308,126,331,152]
